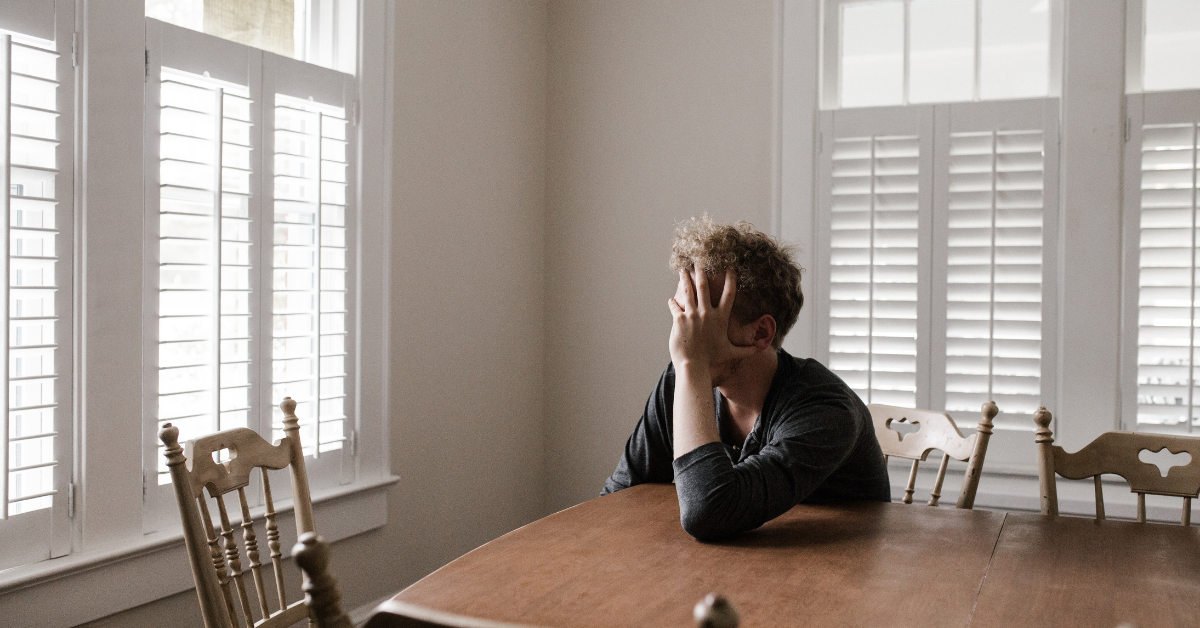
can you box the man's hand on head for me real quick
[667,265,758,373]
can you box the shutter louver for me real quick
[272,95,348,456]
[3,34,62,516]
[155,68,255,483]
[828,135,920,407]
[1136,123,1198,430]
[945,130,1044,416]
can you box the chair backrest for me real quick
[869,401,998,508]
[1033,407,1200,524]
[159,397,316,628]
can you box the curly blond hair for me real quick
[670,215,804,348]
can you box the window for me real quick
[824,0,1053,109]
[1122,1,1200,435]
[143,18,357,530]
[145,0,358,74]
[1141,0,1200,92]
[815,1,1061,465]
[0,0,73,572]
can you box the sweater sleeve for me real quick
[671,401,862,541]
[601,365,677,495]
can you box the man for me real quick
[602,216,891,541]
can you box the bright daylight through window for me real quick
[146,0,357,74]
[838,0,1050,108]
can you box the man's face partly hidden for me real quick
[676,268,760,387]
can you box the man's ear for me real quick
[751,315,777,350]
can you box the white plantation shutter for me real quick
[271,93,350,457]
[153,67,256,483]
[944,130,1044,416]
[827,134,922,406]
[818,101,1057,459]
[0,6,74,570]
[145,21,358,528]
[1125,92,1200,433]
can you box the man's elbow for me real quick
[679,502,737,542]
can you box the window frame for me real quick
[0,2,394,622]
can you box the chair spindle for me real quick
[262,468,288,611]
[1094,475,1105,520]
[238,487,271,620]
[904,459,920,504]
[928,453,950,506]
[1137,493,1147,523]
[216,493,255,626]
[198,492,238,624]
[1184,497,1192,526]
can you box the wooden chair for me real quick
[869,401,998,508]
[1033,407,1200,524]
[160,397,320,628]
[362,594,739,628]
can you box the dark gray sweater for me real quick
[602,350,891,541]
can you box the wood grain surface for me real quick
[389,484,1006,628]
[969,513,1200,628]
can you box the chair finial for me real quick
[294,533,353,628]
[981,401,999,426]
[694,593,739,628]
[159,423,187,469]
[1033,407,1054,439]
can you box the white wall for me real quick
[387,0,548,584]
[543,0,781,512]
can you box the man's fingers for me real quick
[718,267,737,313]
[668,297,683,315]
[693,262,711,312]
[678,269,697,310]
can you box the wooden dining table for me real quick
[367,483,1200,628]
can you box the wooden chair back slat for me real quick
[1033,407,1200,525]
[196,489,237,626]
[903,459,920,505]
[214,492,253,627]
[160,397,340,628]
[237,487,271,620]
[868,401,998,508]
[929,452,951,506]
[261,468,288,611]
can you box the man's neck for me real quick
[717,348,780,428]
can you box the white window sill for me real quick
[0,475,398,628]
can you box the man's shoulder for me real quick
[776,351,855,392]
[770,352,869,420]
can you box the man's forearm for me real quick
[672,363,721,459]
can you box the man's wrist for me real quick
[672,360,711,383]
